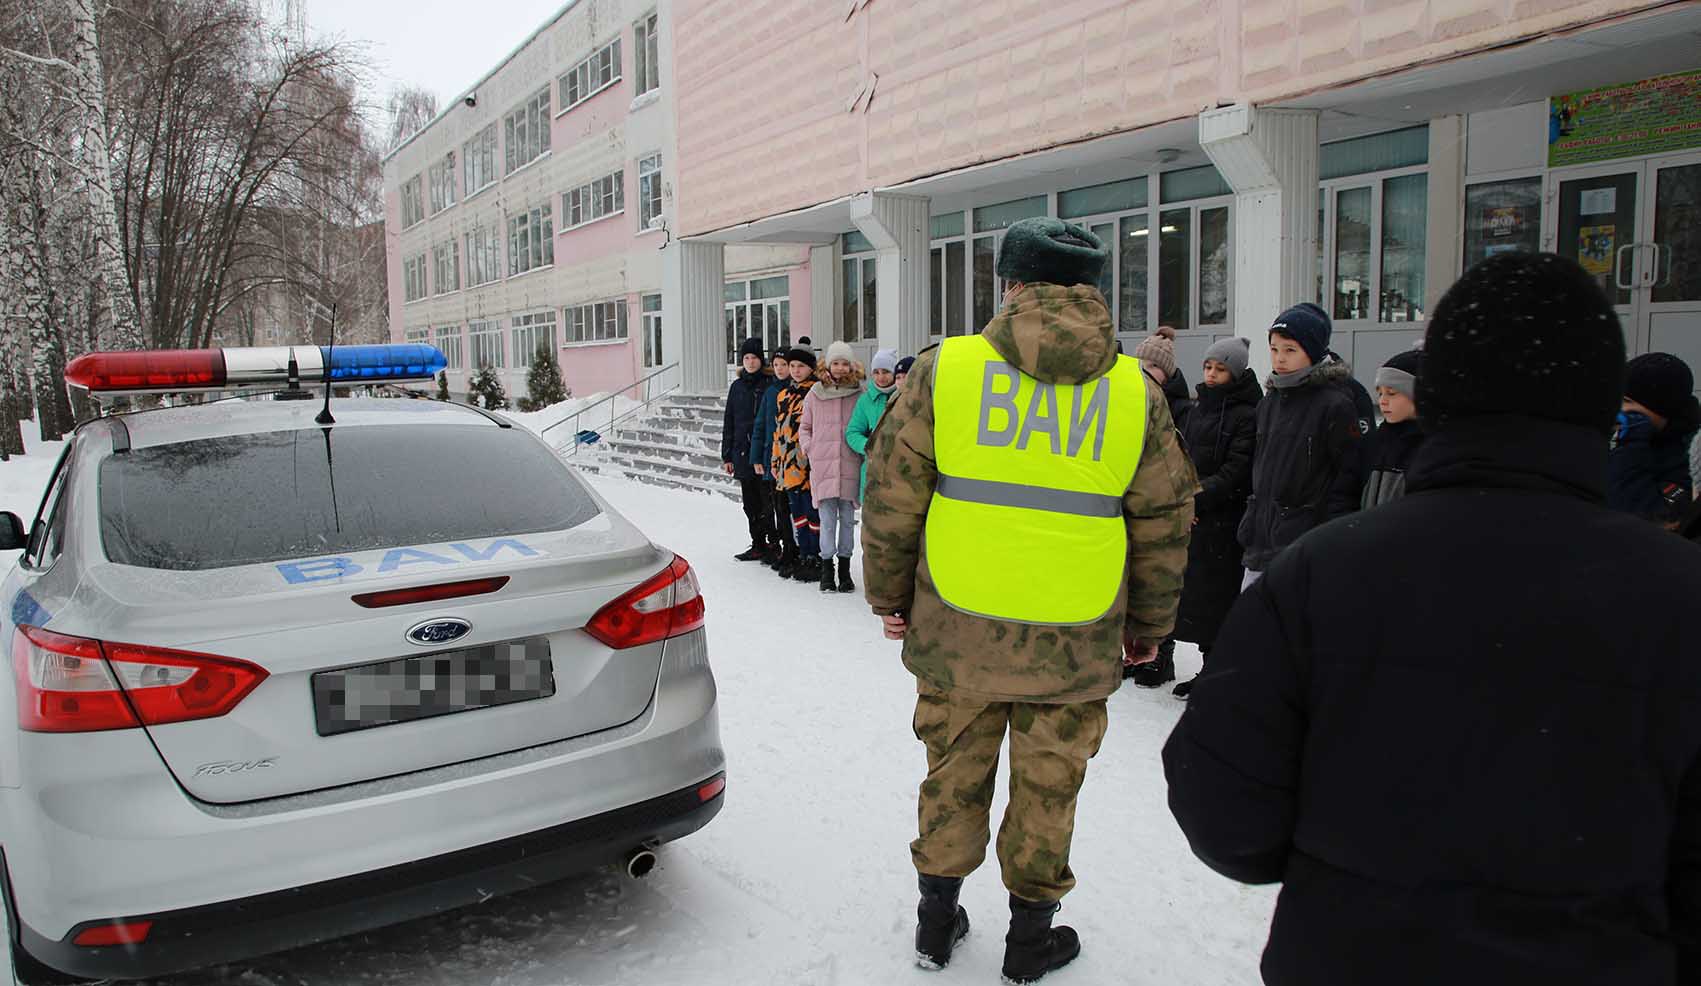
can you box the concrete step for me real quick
[604,450,739,488]
[661,394,726,413]
[604,438,724,472]
[642,411,721,432]
[613,428,722,454]
[597,463,741,501]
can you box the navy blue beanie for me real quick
[1269,303,1332,366]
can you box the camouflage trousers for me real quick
[910,681,1109,902]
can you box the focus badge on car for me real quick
[407,618,472,646]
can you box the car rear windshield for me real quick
[99,425,602,571]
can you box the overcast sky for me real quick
[306,0,570,112]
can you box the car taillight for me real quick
[13,626,268,733]
[583,554,706,650]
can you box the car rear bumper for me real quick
[10,774,724,981]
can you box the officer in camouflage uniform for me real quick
[862,217,1197,983]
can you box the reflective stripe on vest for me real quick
[927,334,1147,625]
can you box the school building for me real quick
[386,0,1701,402]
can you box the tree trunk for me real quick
[66,0,141,351]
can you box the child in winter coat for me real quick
[1360,348,1427,509]
[1609,352,1701,525]
[894,355,915,389]
[723,336,775,562]
[752,349,799,573]
[1133,337,1261,696]
[846,349,898,501]
[1134,325,1193,430]
[772,347,821,583]
[799,341,866,593]
[1238,303,1364,581]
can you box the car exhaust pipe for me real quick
[624,847,658,879]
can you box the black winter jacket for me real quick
[1236,359,1363,571]
[1358,418,1427,509]
[1162,368,1192,432]
[1165,414,1701,986]
[1174,370,1261,647]
[721,369,772,481]
[1609,415,1698,524]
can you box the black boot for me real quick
[792,555,818,583]
[734,542,766,562]
[776,544,798,580]
[819,558,837,592]
[1130,638,1176,688]
[836,557,855,593]
[762,543,784,568]
[914,874,970,970]
[1173,644,1207,698]
[1002,895,1079,984]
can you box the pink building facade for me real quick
[665,0,1701,396]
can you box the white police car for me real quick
[0,345,724,982]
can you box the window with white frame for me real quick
[400,175,424,228]
[566,299,628,344]
[840,232,877,345]
[431,240,460,294]
[725,276,790,363]
[402,252,427,302]
[641,293,663,367]
[463,124,498,196]
[404,327,430,344]
[504,87,551,174]
[1314,127,1430,324]
[637,154,662,231]
[427,152,456,214]
[559,37,621,112]
[511,310,558,368]
[468,320,503,368]
[506,202,554,276]
[634,12,659,96]
[464,224,500,287]
[435,324,464,370]
[564,170,624,228]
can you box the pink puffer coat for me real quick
[798,366,866,507]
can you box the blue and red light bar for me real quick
[65,345,447,395]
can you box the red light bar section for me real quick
[73,921,154,947]
[65,350,225,392]
[697,775,726,803]
[351,577,510,609]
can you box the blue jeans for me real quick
[788,492,821,557]
[817,497,856,559]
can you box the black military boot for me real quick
[1130,638,1176,688]
[914,874,970,970]
[1002,895,1079,984]
[792,555,818,583]
[836,556,855,593]
[775,543,798,580]
[819,557,837,592]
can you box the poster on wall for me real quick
[1578,225,1616,276]
[1549,70,1701,167]
[1482,205,1528,257]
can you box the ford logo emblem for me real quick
[406,618,472,646]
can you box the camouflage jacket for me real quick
[860,283,1198,704]
[771,378,816,492]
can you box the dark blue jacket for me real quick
[749,377,788,481]
[1608,414,1696,524]
[721,370,772,481]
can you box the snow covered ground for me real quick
[0,422,1277,986]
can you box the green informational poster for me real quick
[1548,70,1701,167]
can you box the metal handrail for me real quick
[542,362,682,454]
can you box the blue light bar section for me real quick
[320,345,447,382]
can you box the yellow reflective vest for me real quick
[927,335,1147,625]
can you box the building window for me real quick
[634,12,659,96]
[637,154,662,231]
[464,225,500,287]
[1321,164,1429,324]
[404,327,431,344]
[435,324,464,370]
[427,152,456,214]
[507,202,554,276]
[468,320,503,368]
[463,124,498,196]
[641,293,663,367]
[564,170,624,228]
[403,253,427,302]
[724,276,790,362]
[511,310,558,368]
[503,87,551,175]
[560,37,621,112]
[431,240,460,294]
[1463,177,1542,272]
[400,176,424,229]
[566,299,629,344]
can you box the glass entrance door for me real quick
[1644,154,1701,387]
[1548,165,1641,349]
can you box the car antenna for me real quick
[315,303,338,426]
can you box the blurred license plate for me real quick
[312,638,555,737]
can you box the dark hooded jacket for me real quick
[750,376,789,483]
[1174,369,1261,647]
[1236,357,1364,571]
[721,368,773,481]
[1165,414,1701,986]
[1359,418,1427,509]
[1609,410,1699,524]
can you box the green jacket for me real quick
[845,383,893,500]
[860,283,1198,704]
